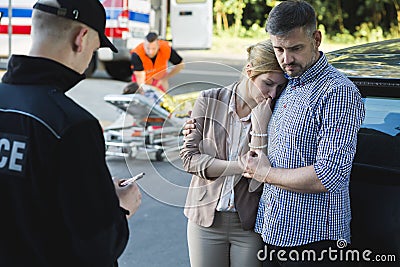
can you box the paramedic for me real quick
[0,0,141,266]
[130,32,185,92]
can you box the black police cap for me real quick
[33,0,118,53]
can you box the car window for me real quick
[362,97,400,136]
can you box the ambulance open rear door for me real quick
[170,0,212,49]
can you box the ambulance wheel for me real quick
[104,61,131,81]
[155,149,164,162]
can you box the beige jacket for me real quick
[180,83,262,231]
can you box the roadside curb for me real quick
[178,50,246,66]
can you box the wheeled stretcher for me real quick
[103,87,198,161]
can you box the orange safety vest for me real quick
[130,40,171,85]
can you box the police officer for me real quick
[0,0,141,266]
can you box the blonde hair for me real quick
[244,39,282,79]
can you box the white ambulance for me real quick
[1,0,213,80]
[0,0,153,80]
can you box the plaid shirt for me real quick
[255,53,365,247]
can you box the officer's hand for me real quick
[113,178,142,218]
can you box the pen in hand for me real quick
[120,172,145,187]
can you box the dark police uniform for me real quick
[0,55,129,267]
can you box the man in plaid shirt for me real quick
[241,1,365,266]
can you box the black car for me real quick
[328,38,400,266]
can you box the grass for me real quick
[180,34,352,58]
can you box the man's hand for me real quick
[136,86,145,95]
[113,178,142,218]
[239,150,272,183]
[182,118,195,136]
[155,78,168,89]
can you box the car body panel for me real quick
[327,39,400,265]
[327,38,400,80]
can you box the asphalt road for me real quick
[65,55,244,267]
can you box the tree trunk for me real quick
[336,0,345,33]
[216,12,222,34]
[393,0,400,28]
[222,12,229,31]
[214,0,222,34]
[234,0,244,37]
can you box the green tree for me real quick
[214,0,399,40]
[214,0,278,37]
[214,0,229,34]
[221,0,247,36]
[359,0,399,36]
[308,0,348,34]
[309,0,399,40]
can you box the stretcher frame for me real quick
[103,92,189,161]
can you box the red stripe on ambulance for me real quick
[0,25,31,34]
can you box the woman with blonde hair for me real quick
[180,39,287,267]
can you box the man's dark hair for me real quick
[266,0,317,37]
[122,82,139,94]
[146,32,159,43]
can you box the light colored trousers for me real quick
[187,211,263,267]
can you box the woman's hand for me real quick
[182,118,195,136]
[251,98,272,133]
